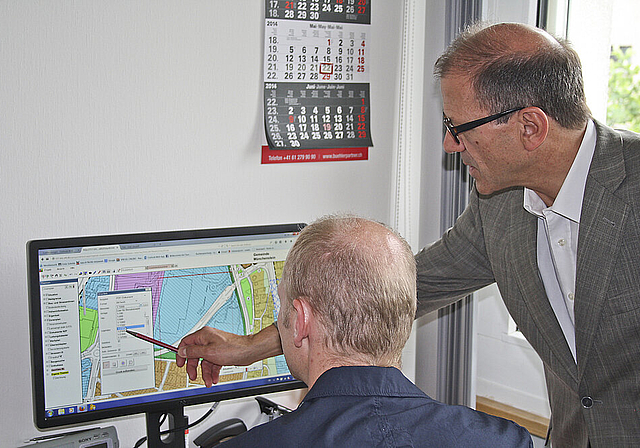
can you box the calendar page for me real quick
[264,20,368,84]
[262,0,372,163]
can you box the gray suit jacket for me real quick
[415,121,640,448]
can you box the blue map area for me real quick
[154,267,241,344]
[83,276,110,310]
[206,293,244,335]
[81,358,92,397]
[275,355,288,373]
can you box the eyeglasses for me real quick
[442,107,525,144]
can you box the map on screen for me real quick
[77,261,288,403]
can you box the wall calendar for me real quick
[262,0,372,164]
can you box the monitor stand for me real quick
[146,405,189,448]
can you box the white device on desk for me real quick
[21,426,119,448]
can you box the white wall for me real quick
[0,1,415,446]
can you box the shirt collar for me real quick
[302,366,425,403]
[523,119,596,222]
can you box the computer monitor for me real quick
[27,223,306,446]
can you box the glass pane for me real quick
[606,1,640,131]
[548,0,640,131]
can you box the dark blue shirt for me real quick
[219,366,533,447]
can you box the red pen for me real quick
[126,329,178,353]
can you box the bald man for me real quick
[179,216,532,447]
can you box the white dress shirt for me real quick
[523,120,596,362]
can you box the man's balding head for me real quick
[278,215,416,367]
[435,22,590,129]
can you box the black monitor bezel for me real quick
[27,223,306,430]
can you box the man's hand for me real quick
[176,324,283,387]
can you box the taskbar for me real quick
[44,373,296,420]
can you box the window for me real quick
[544,0,640,131]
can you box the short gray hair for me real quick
[279,215,416,366]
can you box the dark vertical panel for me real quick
[537,0,549,29]
[436,0,482,407]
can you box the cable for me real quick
[133,402,220,448]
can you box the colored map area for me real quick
[77,261,288,403]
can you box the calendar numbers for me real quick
[267,0,370,24]
[265,21,367,83]
[264,82,372,149]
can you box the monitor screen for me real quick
[28,223,306,431]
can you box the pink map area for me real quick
[113,271,165,323]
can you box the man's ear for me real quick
[292,298,312,348]
[519,107,549,151]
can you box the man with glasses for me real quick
[177,23,640,448]
[417,22,640,448]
